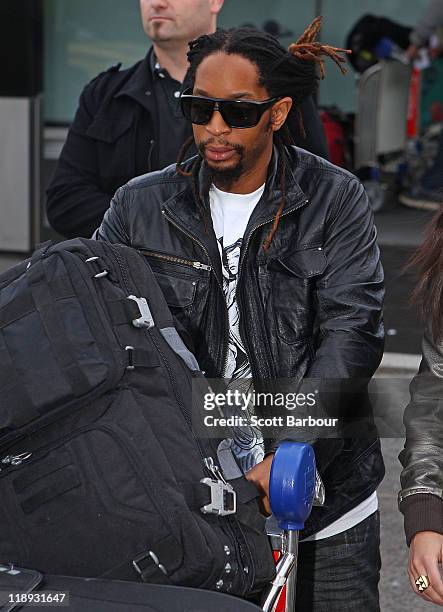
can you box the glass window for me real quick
[44,0,429,122]
[44,0,147,122]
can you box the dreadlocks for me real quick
[176,16,350,250]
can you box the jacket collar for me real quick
[247,145,308,229]
[162,145,309,271]
[164,145,309,230]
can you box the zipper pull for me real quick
[204,456,216,475]
[193,261,211,271]
[1,452,32,466]
[204,457,228,485]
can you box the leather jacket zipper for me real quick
[160,208,230,376]
[141,249,211,271]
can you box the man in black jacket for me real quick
[46,0,329,239]
[97,22,385,611]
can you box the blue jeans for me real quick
[295,511,381,611]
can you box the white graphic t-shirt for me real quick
[209,183,265,472]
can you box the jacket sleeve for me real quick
[308,178,384,378]
[272,178,385,467]
[94,184,131,245]
[410,0,443,47]
[398,325,443,545]
[46,78,114,239]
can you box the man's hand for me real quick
[245,453,274,516]
[406,44,420,60]
[408,531,443,606]
[429,44,443,60]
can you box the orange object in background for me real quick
[407,67,421,138]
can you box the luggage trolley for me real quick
[354,58,412,211]
[0,442,316,612]
[262,442,317,612]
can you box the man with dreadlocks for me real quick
[97,17,385,611]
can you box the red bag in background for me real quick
[320,109,353,169]
[407,66,421,138]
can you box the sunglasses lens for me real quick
[181,97,214,125]
[222,102,260,128]
[181,93,273,128]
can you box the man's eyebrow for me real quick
[230,92,254,99]
[193,88,255,99]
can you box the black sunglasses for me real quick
[180,88,280,129]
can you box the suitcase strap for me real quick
[183,479,266,535]
[0,334,37,426]
[26,259,92,397]
[106,534,180,584]
[0,273,79,422]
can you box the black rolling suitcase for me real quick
[0,565,262,611]
[0,239,274,597]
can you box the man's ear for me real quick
[271,97,293,132]
[210,0,225,16]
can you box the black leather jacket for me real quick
[98,145,385,537]
[399,323,443,545]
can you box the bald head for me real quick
[140,0,224,47]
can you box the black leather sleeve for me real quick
[271,178,385,469]
[308,178,385,379]
[96,184,131,245]
[398,324,443,544]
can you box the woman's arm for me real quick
[399,322,443,605]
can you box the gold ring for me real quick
[415,575,430,592]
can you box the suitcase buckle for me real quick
[127,295,155,329]
[133,550,168,577]
[200,478,237,516]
